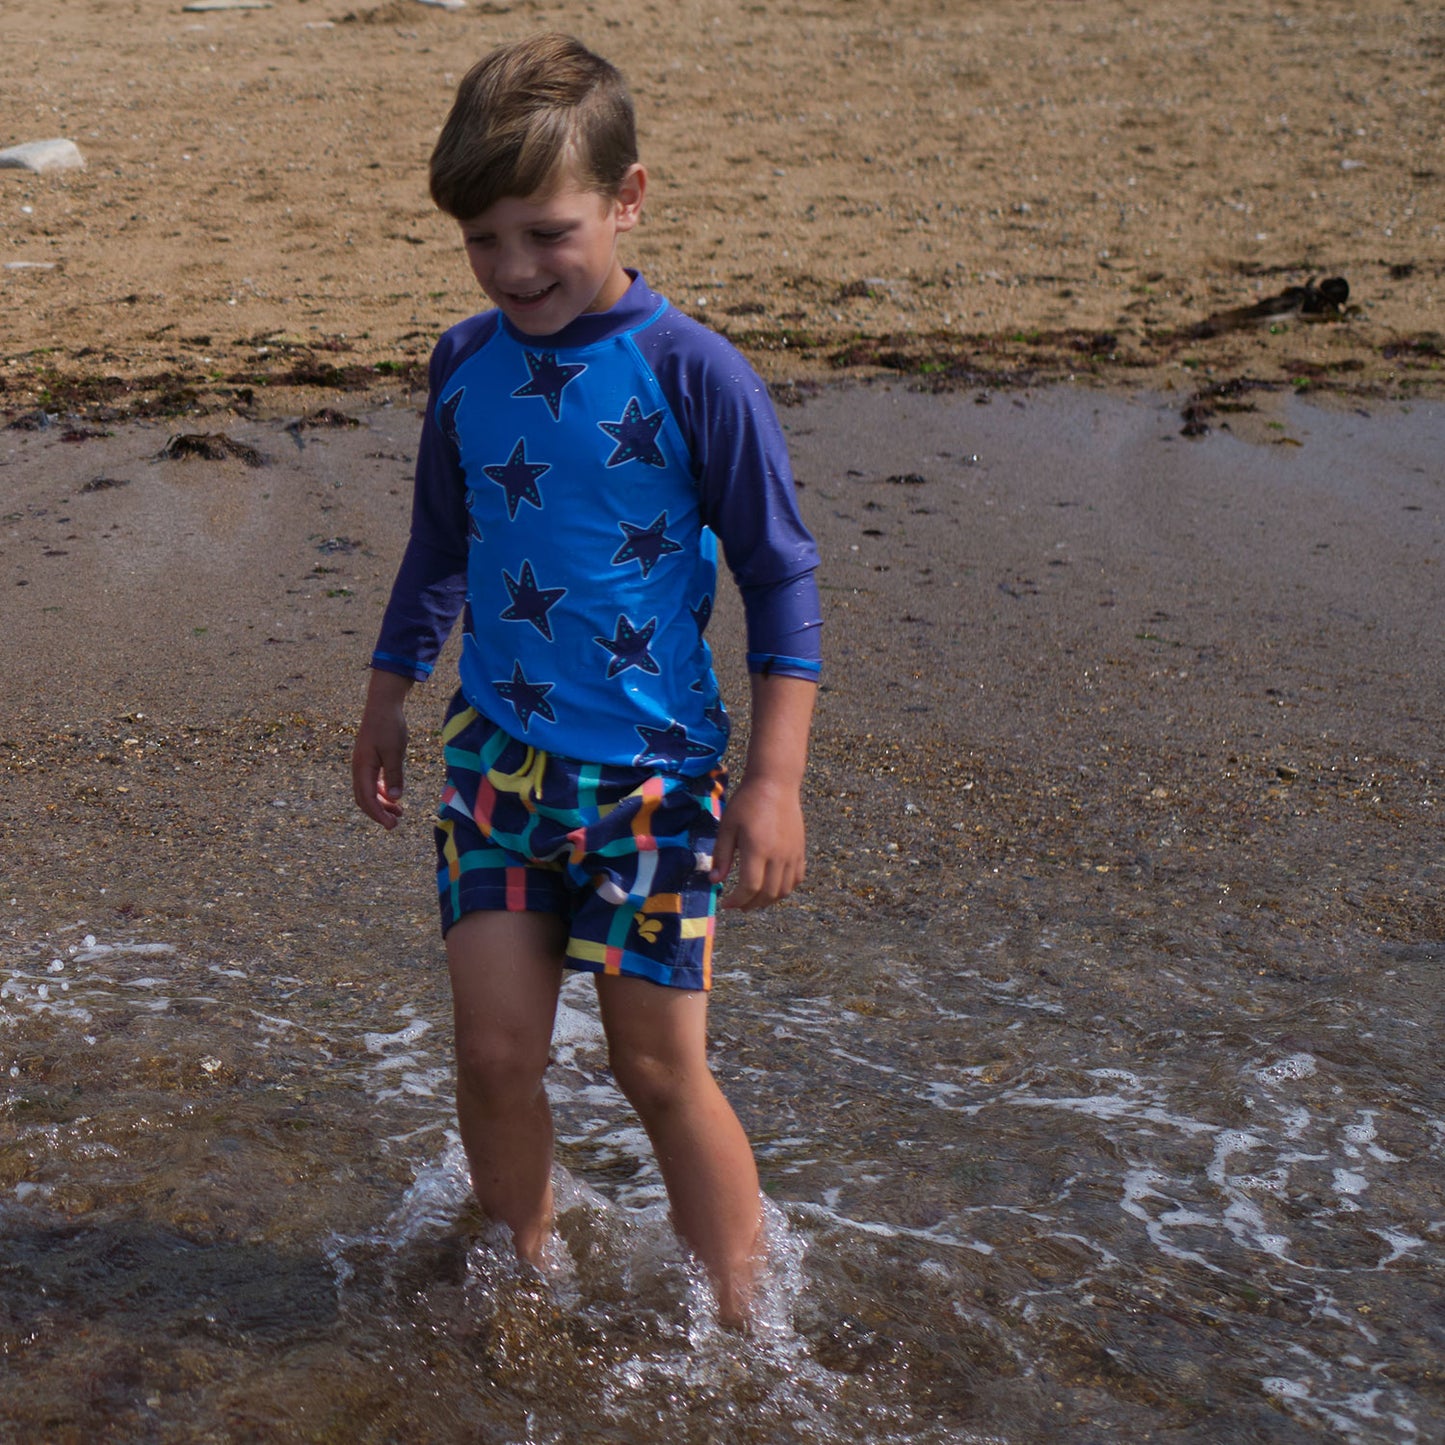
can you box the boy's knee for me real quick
[455,1030,550,1104]
[608,1046,692,1116]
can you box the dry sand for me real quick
[1,0,1442,417]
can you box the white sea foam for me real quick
[1256,1052,1318,1085]
[1263,1376,1313,1401]
[1371,1228,1425,1267]
[791,1199,994,1255]
[363,1017,432,1053]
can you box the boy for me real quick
[351,33,821,1323]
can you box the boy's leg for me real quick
[445,909,568,1262]
[594,973,762,1322]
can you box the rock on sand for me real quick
[0,140,86,174]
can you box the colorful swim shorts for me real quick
[433,693,726,991]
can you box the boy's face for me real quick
[457,165,646,336]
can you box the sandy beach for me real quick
[3,378,1442,1438]
[1,0,1442,417]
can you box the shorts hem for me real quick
[441,898,710,991]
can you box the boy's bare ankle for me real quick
[708,1256,761,1333]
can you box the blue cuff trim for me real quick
[747,652,823,679]
[372,651,434,681]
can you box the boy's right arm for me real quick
[351,668,415,830]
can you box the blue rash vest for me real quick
[371,272,822,775]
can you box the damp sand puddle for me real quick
[3,915,1439,1443]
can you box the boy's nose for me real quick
[493,245,538,286]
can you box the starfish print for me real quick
[633,720,716,769]
[500,560,567,641]
[464,489,484,543]
[482,438,549,520]
[494,661,556,731]
[593,613,661,679]
[598,396,667,468]
[611,511,683,579]
[690,593,713,634]
[512,350,586,421]
[439,387,465,458]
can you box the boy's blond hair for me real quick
[429,33,638,221]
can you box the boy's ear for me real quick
[613,164,646,232]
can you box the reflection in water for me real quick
[2,914,1439,1442]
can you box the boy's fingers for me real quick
[377,766,404,815]
[351,745,405,830]
[350,752,374,812]
[380,749,405,803]
[721,852,780,911]
[726,851,805,911]
[709,817,738,886]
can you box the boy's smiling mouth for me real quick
[500,284,566,321]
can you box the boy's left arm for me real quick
[710,673,818,911]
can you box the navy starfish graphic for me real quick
[512,351,586,421]
[494,661,556,731]
[611,511,683,578]
[593,613,660,679]
[500,560,566,640]
[598,397,667,468]
[439,387,465,458]
[482,438,549,520]
[633,720,716,769]
[465,489,484,543]
[690,593,713,634]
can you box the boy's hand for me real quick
[351,670,414,830]
[710,775,807,910]
[710,673,816,910]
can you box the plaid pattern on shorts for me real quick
[434,693,726,991]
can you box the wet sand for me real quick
[3,384,1440,976]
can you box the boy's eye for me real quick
[533,230,568,243]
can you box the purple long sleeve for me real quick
[370,316,495,680]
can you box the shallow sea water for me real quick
[3,906,1440,1443]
